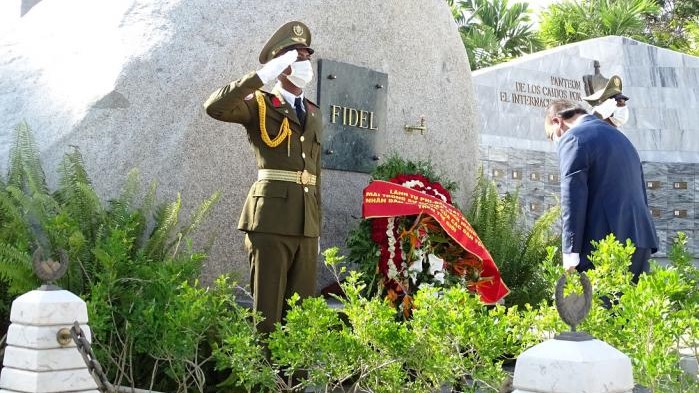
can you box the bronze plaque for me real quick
[548,173,559,183]
[673,181,688,189]
[646,181,660,189]
[317,59,388,173]
[530,172,540,181]
[512,170,521,180]
[650,208,661,218]
[492,169,503,178]
[673,209,687,218]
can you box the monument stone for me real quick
[0,0,480,289]
[472,36,699,257]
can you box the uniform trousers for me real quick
[245,232,318,334]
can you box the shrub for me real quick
[466,172,561,307]
[534,234,699,392]
[265,248,549,393]
[0,121,241,392]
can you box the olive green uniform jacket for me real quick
[204,72,322,238]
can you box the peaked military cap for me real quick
[259,21,314,64]
[582,75,628,106]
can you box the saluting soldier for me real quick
[204,21,322,334]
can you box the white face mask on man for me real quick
[286,60,313,89]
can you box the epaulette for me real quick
[305,97,319,108]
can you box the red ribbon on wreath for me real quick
[363,176,509,304]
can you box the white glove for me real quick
[562,252,580,270]
[257,49,298,84]
[593,98,617,119]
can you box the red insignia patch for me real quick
[271,96,282,107]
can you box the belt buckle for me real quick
[299,170,311,185]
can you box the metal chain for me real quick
[70,321,116,393]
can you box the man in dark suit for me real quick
[204,21,322,334]
[544,99,658,282]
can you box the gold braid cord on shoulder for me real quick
[256,91,292,156]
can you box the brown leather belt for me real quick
[257,169,317,185]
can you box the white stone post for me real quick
[0,288,99,393]
[512,338,634,393]
[512,272,635,393]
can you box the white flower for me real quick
[387,262,399,280]
[408,254,446,284]
[427,254,446,284]
[401,180,426,189]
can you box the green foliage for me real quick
[466,172,560,307]
[646,0,699,56]
[370,155,457,193]
[667,231,699,307]
[267,257,546,393]
[534,234,699,392]
[538,0,661,47]
[449,0,544,69]
[0,122,228,392]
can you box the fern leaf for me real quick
[167,191,221,256]
[55,148,104,241]
[118,168,140,211]
[0,187,25,230]
[145,193,181,260]
[0,243,39,294]
[7,121,49,195]
[57,147,92,192]
[140,180,158,218]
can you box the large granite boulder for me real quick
[0,0,480,287]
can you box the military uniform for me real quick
[203,22,321,334]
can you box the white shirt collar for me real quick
[569,114,591,130]
[275,82,304,109]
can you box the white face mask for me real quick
[594,98,629,127]
[286,60,313,89]
[610,106,629,127]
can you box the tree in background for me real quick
[646,0,699,55]
[537,0,660,46]
[448,0,544,70]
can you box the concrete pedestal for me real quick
[513,338,634,393]
[0,289,99,393]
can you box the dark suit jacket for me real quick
[203,72,322,238]
[558,115,658,270]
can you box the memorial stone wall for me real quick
[473,36,699,256]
